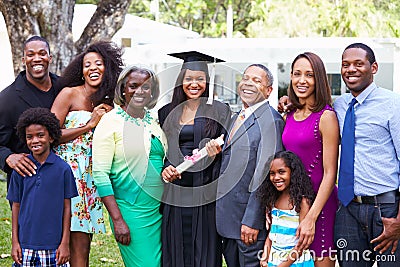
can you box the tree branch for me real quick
[75,0,133,53]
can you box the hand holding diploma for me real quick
[162,135,224,183]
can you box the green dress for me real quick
[93,107,167,267]
[110,137,164,267]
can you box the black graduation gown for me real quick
[158,100,231,267]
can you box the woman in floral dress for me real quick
[51,41,123,267]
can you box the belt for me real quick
[352,190,399,204]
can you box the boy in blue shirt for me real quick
[7,107,78,267]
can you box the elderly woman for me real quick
[92,65,167,267]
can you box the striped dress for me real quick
[268,207,314,267]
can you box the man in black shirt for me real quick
[0,36,59,190]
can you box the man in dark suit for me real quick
[0,36,59,190]
[216,64,284,267]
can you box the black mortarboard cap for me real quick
[168,51,225,73]
[168,51,225,104]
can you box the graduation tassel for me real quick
[207,59,216,105]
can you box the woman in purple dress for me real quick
[282,52,339,267]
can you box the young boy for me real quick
[7,107,78,267]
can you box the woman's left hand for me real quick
[87,103,113,129]
[295,215,315,252]
[113,218,131,245]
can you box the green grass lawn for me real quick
[0,177,227,266]
[0,179,123,266]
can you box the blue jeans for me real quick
[334,200,400,267]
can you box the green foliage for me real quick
[126,0,400,38]
[76,0,98,4]
[128,0,153,18]
[126,0,265,37]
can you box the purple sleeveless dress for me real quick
[282,105,338,257]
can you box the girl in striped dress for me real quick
[259,151,315,267]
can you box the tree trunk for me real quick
[75,0,132,54]
[0,0,131,76]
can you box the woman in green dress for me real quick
[92,65,167,267]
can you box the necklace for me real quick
[83,85,94,108]
[116,106,152,126]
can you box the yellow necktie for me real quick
[228,110,245,143]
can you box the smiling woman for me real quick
[158,51,231,267]
[283,52,339,267]
[92,65,167,267]
[50,41,124,267]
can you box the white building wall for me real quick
[1,6,399,100]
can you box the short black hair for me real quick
[343,43,376,65]
[17,108,62,148]
[244,63,274,86]
[23,35,51,54]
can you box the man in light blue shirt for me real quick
[334,43,400,267]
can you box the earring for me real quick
[82,76,84,81]
[122,92,126,96]
[150,94,153,98]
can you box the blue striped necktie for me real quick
[338,98,357,206]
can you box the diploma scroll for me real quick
[175,136,224,173]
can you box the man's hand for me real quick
[6,153,36,177]
[371,217,400,254]
[241,224,259,246]
[205,135,224,157]
[277,95,293,113]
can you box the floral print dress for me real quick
[55,111,105,233]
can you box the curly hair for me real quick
[16,107,62,148]
[58,40,124,106]
[258,151,315,213]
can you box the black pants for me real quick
[222,237,264,267]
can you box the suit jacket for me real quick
[216,101,284,240]
[0,71,59,177]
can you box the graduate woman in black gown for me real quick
[158,51,231,267]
